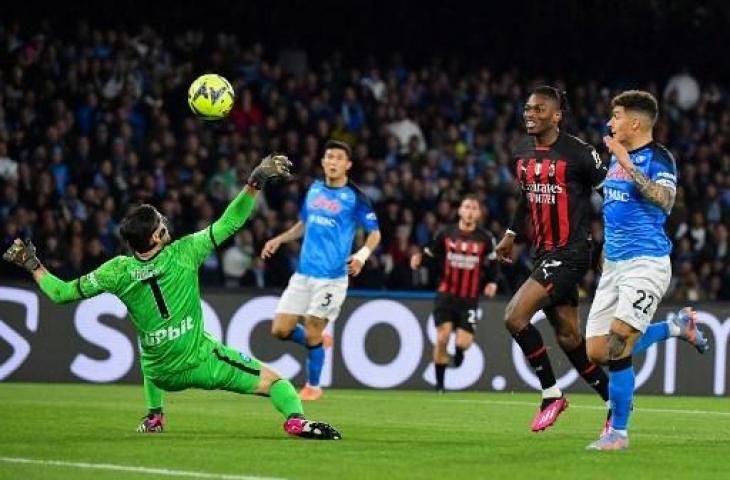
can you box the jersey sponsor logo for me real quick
[633,154,646,164]
[604,187,630,202]
[607,163,633,181]
[141,316,194,346]
[309,214,336,227]
[523,182,563,194]
[310,194,343,214]
[446,251,480,270]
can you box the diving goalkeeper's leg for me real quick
[137,375,165,433]
[207,343,341,440]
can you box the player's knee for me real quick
[456,338,473,350]
[607,330,629,359]
[586,340,607,364]
[504,304,526,333]
[271,323,292,340]
[556,331,582,351]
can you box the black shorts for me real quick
[433,294,479,333]
[530,245,590,307]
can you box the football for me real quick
[187,73,235,120]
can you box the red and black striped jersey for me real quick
[509,133,607,254]
[424,226,497,301]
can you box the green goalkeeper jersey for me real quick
[38,190,256,378]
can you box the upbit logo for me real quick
[0,287,39,380]
[142,316,195,346]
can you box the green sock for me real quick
[143,375,164,412]
[269,379,304,419]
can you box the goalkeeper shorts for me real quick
[151,342,262,394]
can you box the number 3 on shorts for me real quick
[321,292,333,307]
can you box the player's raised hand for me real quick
[483,282,498,298]
[248,154,293,189]
[409,252,422,270]
[261,237,282,259]
[603,135,631,170]
[3,238,41,272]
[347,256,364,276]
[495,235,514,264]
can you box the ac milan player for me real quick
[410,195,498,393]
[495,86,610,432]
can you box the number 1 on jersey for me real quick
[143,276,170,319]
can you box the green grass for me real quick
[0,384,728,480]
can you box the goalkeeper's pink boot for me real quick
[137,413,165,433]
[284,417,341,440]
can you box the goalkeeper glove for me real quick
[247,154,293,189]
[3,238,41,272]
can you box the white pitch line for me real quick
[0,456,287,480]
[334,393,730,417]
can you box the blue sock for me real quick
[285,324,306,346]
[608,356,634,432]
[632,322,670,355]
[306,343,325,387]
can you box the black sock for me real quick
[564,337,609,402]
[454,347,465,367]
[435,363,447,389]
[512,324,557,390]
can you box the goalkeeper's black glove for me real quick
[3,238,41,272]
[247,154,293,189]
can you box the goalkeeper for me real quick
[3,154,341,441]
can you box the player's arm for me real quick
[348,194,381,276]
[495,191,526,264]
[3,239,116,304]
[348,229,381,276]
[412,229,445,270]
[626,168,675,213]
[208,185,259,247]
[584,145,608,189]
[183,155,292,265]
[482,234,499,297]
[603,136,675,213]
[260,220,305,259]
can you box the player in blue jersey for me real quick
[585,90,710,450]
[262,140,381,400]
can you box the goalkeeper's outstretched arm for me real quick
[3,238,86,304]
[208,154,293,248]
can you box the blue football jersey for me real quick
[298,180,379,279]
[602,142,677,261]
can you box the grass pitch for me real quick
[0,383,728,480]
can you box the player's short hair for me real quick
[611,90,658,124]
[324,139,352,160]
[532,85,569,112]
[461,194,481,207]
[120,204,160,253]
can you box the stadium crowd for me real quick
[1,21,729,301]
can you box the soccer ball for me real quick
[187,74,235,120]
